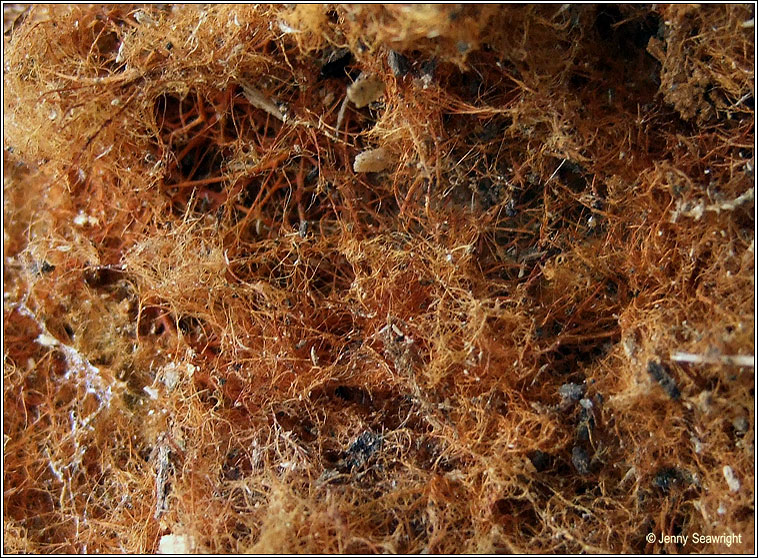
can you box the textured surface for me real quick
[3,4,754,553]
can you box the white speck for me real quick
[691,436,703,454]
[73,211,98,227]
[717,502,726,515]
[310,346,319,366]
[95,144,113,160]
[723,465,740,492]
[144,386,159,400]
[115,41,126,64]
[278,20,301,34]
[161,364,180,390]
[134,11,156,26]
[158,534,195,554]
[446,253,453,262]
[36,333,59,347]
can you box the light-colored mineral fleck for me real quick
[691,435,703,454]
[73,211,99,227]
[35,333,59,347]
[723,465,740,492]
[347,73,385,108]
[158,533,195,554]
[160,363,181,391]
[354,147,390,173]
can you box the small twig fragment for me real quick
[670,351,754,368]
[240,79,285,122]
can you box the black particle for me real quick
[571,445,590,475]
[420,59,437,79]
[529,450,551,472]
[647,360,680,400]
[341,431,382,472]
[559,382,584,402]
[652,467,683,492]
[388,50,410,78]
[320,48,352,79]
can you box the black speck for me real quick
[571,446,590,475]
[605,279,618,297]
[529,450,551,472]
[420,59,437,78]
[477,177,502,210]
[334,385,352,401]
[652,467,683,492]
[305,166,319,183]
[341,431,382,471]
[559,382,584,402]
[320,48,353,79]
[166,41,173,50]
[388,50,411,78]
[647,360,680,400]
[504,200,518,217]
[83,266,123,288]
